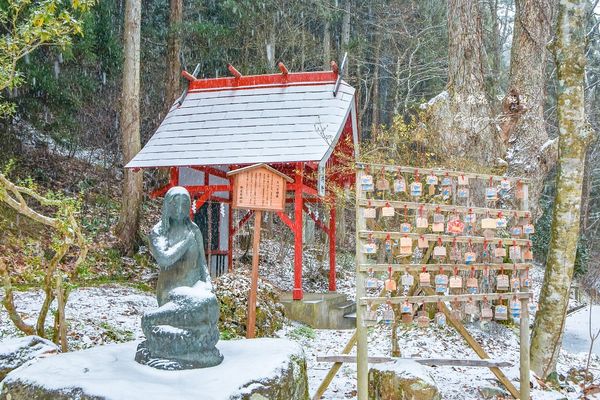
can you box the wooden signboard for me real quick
[229,164,292,212]
[227,164,293,339]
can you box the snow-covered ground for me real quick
[563,305,600,356]
[1,264,599,399]
[0,285,156,350]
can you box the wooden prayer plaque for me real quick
[228,164,293,212]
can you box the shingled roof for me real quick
[125,70,356,169]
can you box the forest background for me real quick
[0,0,599,379]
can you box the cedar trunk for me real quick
[425,0,501,165]
[165,0,183,108]
[447,0,499,162]
[371,30,382,130]
[116,0,143,254]
[323,19,331,69]
[530,0,592,379]
[506,0,556,213]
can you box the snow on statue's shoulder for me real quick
[169,280,214,303]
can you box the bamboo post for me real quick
[355,168,368,400]
[246,210,262,339]
[520,298,530,400]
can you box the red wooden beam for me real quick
[276,211,295,230]
[185,184,231,193]
[228,201,233,272]
[302,204,329,235]
[207,250,228,255]
[194,191,212,210]
[188,71,337,92]
[182,70,197,81]
[170,167,179,186]
[277,61,289,75]
[286,197,320,204]
[288,183,319,197]
[232,210,254,236]
[189,165,228,179]
[151,183,172,199]
[293,162,304,300]
[331,60,339,74]
[227,64,242,78]
[328,205,336,292]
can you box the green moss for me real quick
[288,326,316,340]
[98,321,134,342]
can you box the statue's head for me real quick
[161,186,192,230]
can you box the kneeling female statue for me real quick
[135,186,223,369]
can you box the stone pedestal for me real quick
[0,339,309,400]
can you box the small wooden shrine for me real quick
[126,62,358,300]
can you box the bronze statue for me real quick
[150,186,210,306]
[135,186,223,369]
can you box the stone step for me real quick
[279,292,356,329]
[336,300,356,311]
[344,312,356,320]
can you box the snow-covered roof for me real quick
[126,73,356,169]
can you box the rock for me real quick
[478,386,510,399]
[0,339,309,400]
[0,336,58,381]
[368,360,441,400]
[215,273,285,338]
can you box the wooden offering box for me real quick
[228,164,294,212]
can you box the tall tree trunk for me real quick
[165,0,182,110]
[447,0,499,162]
[486,0,502,103]
[424,0,501,165]
[323,19,331,69]
[341,0,351,49]
[530,0,593,379]
[505,0,557,213]
[115,0,143,255]
[371,31,382,130]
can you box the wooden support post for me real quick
[421,285,521,399]
[355,168,368,400]
[246,210,262,339]
[205,172,212,271]
[520,298,530,400]
[169,166,179,186]
[228,202,233,273]
[293,163,304,301]
[329,205,336,292]
[312,245,434,400]
[317,355,513,368]
[312,334,358,400]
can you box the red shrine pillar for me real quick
[328,205,336,292]
[293,163,304,300]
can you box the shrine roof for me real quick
[125,69,356,169]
